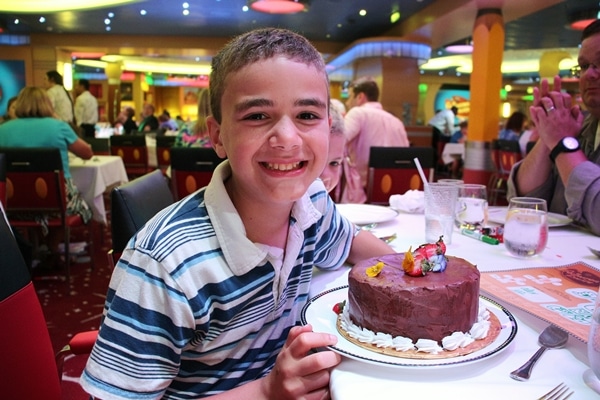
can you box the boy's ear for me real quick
[207,116,227,158]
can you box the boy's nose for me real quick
[269,118,301,149]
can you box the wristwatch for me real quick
[549,136,580,162]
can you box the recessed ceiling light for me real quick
[183,9,189,16]
[359,9,367,17]
[140,9,147,15]
[2,0,140,13]
[39,16,46,23]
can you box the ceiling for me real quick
[0,0,593,81]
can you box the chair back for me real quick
[156,135,177,170]
[0,152,6,208]
[111,169,174,254]
[84,137,111,155]
[496,139,522,175]
[0,206,62,399]
[110,134,150,178]
[170,147,224,200]
[1,147,67,214]
[366,146,435,205]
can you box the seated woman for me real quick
[174,88,212,148]
[0,86,94,224]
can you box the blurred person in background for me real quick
[320,100,346,197]
[0,87,93,223]
[498,111,527,141]
[44,70,74,124]
[343,78,409,201]
[74,79,99,138]
[174,88,212,147]
[0,96,17,124]
[137,103,159,132]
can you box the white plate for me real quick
[488,207,572,227]
[301,286,517,368]
[336,204,399,226]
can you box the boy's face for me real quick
[320,133,345,193]
[208,56,330,205]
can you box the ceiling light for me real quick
[568,8,600,30]
[248,0,309,14]
[444,38,473,54]
[0,0,141,13]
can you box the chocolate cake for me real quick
[347,253,480,342]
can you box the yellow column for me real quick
[463,8,504,185]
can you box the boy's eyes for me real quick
[329,160,341,167]
[298,112,320,120]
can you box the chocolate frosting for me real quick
[348,254,480,342]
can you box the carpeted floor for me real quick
[31,219,113,399]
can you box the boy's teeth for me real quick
[267,162,301,171]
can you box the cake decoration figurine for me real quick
[402,236,448,276]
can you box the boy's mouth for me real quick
[263,161,305,171]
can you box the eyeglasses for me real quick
[574,61,600,78]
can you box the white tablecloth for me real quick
[442,142,465,165]
[310,210,599,399]
[70,155,129,224]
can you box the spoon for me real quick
[509,325,569,381]
[589,247,600,258]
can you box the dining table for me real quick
[69,155,129,225]
[309,205,600,399]
[441,142,465,165]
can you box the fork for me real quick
[536,382,574,400]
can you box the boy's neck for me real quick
[225,178,291,249]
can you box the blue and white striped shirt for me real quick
[81,162,353,399]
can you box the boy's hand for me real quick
[262,324,341,400]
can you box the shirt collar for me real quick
[204,161,322,275]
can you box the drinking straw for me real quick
[413,157,429,188]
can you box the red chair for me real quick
[110,134,151,179]
[0,205,97,398]
[155,135,177,173]
[1,147,95,287]
[488,139,522,206]
[366,146,435,205]
[170,147,224,200]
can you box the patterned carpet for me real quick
[31,220,113,399]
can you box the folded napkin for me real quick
[389,190,424,213]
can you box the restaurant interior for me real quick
[1,0,600,399]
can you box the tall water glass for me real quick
[503,197,548,258]
[585,286,600,393]
[424,182,458,244]
[455,183,488,229]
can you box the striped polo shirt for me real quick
[80,161,353,399]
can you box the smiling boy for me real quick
[81,28,394,400]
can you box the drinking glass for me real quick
[585,286,600,394]
[455,183,488,229]
[503,197,548,258]
[424,182,458,244]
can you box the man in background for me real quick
[137,103,159,132]
[44,70,74,123]
[344,78,409,200]
[74,79,99,138]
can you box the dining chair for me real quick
[1,147,95,287]
[109,134,150,179]
[170,147,224,201]
[366,146,435,205]
[0,205,98,399]
[155,135,177,172]
[84,137,111,155]
[488,139,522,206]
[109,169,175,267]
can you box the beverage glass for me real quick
[437,179,464,185]
[585,286,600,394]
[424,182,459,244]
[503,197,548,258]
[455,184,488,229]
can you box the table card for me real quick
[480,262,600,342]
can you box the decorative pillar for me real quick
[105,62,122,123]
[463,8,504,185]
